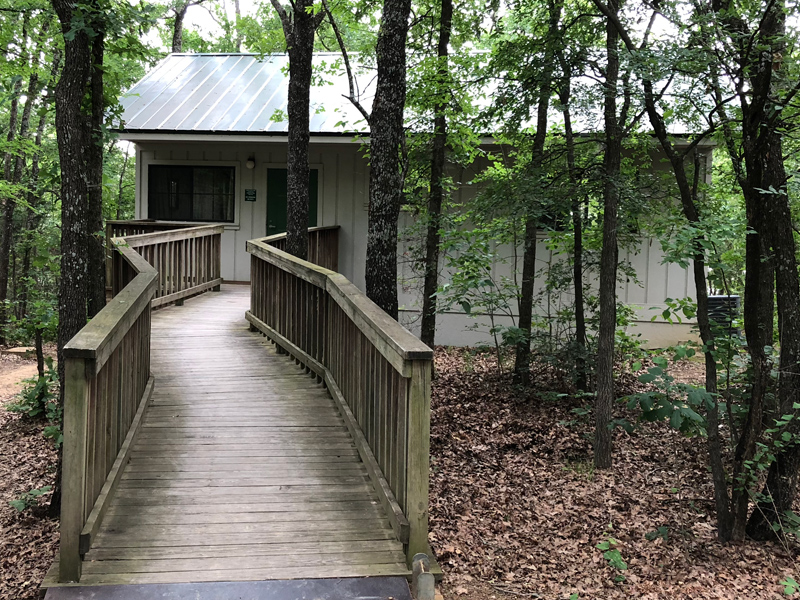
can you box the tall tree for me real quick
[171,0,209,52]
[365,0,412,319]
[50,0,96,513]
[556,46,588,391]
[593,0,622,470]
[513,0,563,386]
[419,0,453,348]
[703,0,800,541]
[270,0,325,260]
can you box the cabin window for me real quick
[148,165,235,223]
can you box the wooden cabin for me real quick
[116,52,712,349]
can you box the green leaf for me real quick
[780,576,798,595]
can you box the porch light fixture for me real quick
[245,157,256,169]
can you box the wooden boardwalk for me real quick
[76,285,410,585]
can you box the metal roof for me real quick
[118,53,370,135]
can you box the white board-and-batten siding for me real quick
[132,140,699,348]
[134,141,370,285]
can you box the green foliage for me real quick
[780,576,799,596]
[595,535,627,580]
[644,526,669,542]
[626,350,714,436]
[7,358,62,447]
[9,485,52,513]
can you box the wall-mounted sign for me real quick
[245,189,257,202]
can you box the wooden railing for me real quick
[60,224,224,582]
[60,240,157,582]
[261,225,340,271]
[246,237,432,565]
[105,220,196,288]
[112,225,223,306]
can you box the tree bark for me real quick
[172,4,188,52]
[742,0,800,538]
[366,0,412,320]
[87,19,106,318]
[234,0,242,52]
[557,61,587,391]
[50,0,95,515]
[117,147,130,220]
[419,0,453,349]
[271,0,323,261]
[594,0,621,470]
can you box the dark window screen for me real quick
[148,165,235,223]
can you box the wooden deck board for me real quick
[79,285,410,586]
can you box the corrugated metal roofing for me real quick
[118,53,370,134]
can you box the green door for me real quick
[266,168,319,236]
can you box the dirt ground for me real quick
[0,353,59,600]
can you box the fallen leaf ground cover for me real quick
[429,348,799,600]
[0,353,58,600]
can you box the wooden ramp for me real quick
[74,285,409,585]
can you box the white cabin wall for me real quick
[133,138,704,349]
[134,140,368,285]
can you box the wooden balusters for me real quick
[246,236,432,565]
[260,225,340,271]
[61,223,225,583]
[112,225,224,306]
[61,247,157,582]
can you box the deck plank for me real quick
[79,285,410,585]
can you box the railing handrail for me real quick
[247,238,432,368]
[64,246,156,370]
[120,224,225,248]
[257,225,341,245]
[247,236,433,566]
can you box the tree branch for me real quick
[321,0,371,126]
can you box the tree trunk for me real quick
[285,6,314,260]
[172,4,187,53]
[564,110,587,391]
[513,0,562,386]
[234,0,243,52]
[594,0,621,470]
[419,0,453,349]
[87,22,106,318]
[117,147,130,220]
[743,0,800,538]
[50,0,95,515]
[271,0,321,261]
[366,0,412,320]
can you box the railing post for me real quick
[60,356,90,582]
[212,233,221,291]
[405,359,431,564]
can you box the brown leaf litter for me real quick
[430,348,798,600]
